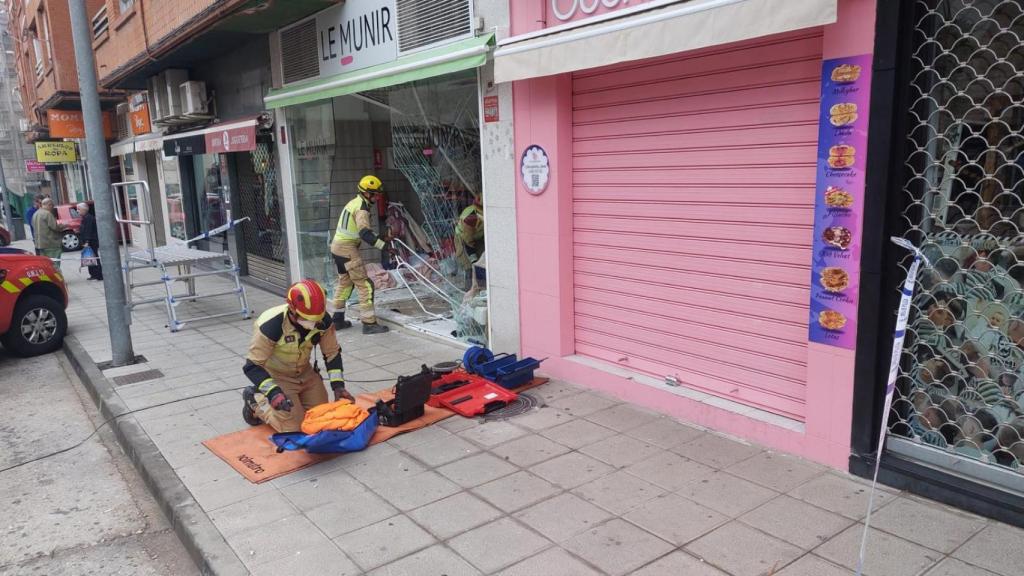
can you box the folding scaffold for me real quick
[113,181,251,332]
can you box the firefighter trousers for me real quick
[330,241,377,324]
[254,368,328,433]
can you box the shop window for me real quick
[117,0,136,14]
[162,154,186,241]
[891,1,1024,482]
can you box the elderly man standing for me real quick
[78,202,101,280]
[31,197,62,269]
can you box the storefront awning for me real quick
[110,132,166,157]
[264,33,495,110]
[493,0,837,83]
[162,116,262,157]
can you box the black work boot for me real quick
[333,311,352,330]
[241,387,261,426]
[362,322,390,335]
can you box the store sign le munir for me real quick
[315,0,398,79]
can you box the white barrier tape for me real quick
[185,217,251,245]
[855,237,930,575]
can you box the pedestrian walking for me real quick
[31,197,63,269]
[78,202,102,280]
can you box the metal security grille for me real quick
[237,142,287,289]
[396,0,473,53]
[280,19,319,85]
[890,0,1024,477]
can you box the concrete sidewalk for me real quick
[51,245,1023,576]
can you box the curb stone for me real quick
[63,335,250,576]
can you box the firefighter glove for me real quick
[331,380,354,403]
[266,387,293,412]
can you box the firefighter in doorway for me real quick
[454,199,484,290]
[241,279,354,432]
[330,175,391,334]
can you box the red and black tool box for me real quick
[427,370,517,417]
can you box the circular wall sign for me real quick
[520,145,550,195]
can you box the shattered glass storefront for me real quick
[285,70,487,344]
[889,0,1024,489]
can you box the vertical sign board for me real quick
[483,95,499,123]
[808,55,873,349]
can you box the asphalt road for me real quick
[0,347,198,575]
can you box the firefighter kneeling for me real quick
[241,279,354,432]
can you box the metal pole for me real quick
[67,0,134,366]
[0,153,13,234]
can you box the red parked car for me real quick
[53,201,123,251]
[0,247,69,356]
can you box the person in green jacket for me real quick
[454,199,484,289]
[31,197,63,269]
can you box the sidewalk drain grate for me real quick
[112,369,165,386]
[480,392,543,421]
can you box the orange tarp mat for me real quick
[201,378,548,484]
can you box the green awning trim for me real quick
[265,33,494,109]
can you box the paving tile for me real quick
[776,554,853,575]
[347,453,427,487]
[367,544,482,576]
[740,495,853,550]
[626,417,705,449]
[491,433,571,467]
[305,488,399,538]
[208,491,297,537]
[530,451,614,490]
[677,470,778,517]
[788,473,898,520]
[547,392,618,417]
[458,420,530,447]
[495,547,601,576]
[632,551,729,576]
[515,492,614,542]
[408,492,503,540]
[578,434,663,469]
[584,403,660,432]
[249,542,361,576]
[623,493,728,546]
[507,406,576,431]
[624,450,715,492]
[228,514,334,569]
[371,470,462,512]
[953,524,1024,576]
[188,473,275,512]
[281,470,365,512]
[540,419,617,450]
[563,518,674,576]
[671,432,763,469]
[725,451,825,492]
[402,435,481,467]
[531,380,587,403]
[437,452,518,488]
[449,517,550,574]
[334,515,436,572]
[871,496,987,553]
[816,525,942,576]
[572,470,666,515]
[924,558,1001,576]
[686,521,803,576]
[438,414,480,433]
[385,425,452,450]
[473,471,561,513]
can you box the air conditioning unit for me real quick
[116,102,130,140]
[180,80,207,115]
[147,73,168,120]
[163,69,189,117]
[19,118,29,132]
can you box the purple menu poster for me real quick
[808,54,873,349]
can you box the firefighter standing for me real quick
[330,175,390,334]
[454,200,484,289]
[241,279,354,433]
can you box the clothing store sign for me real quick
[314,0,397,78]
[807,54,873,349]
[206,125,256,154]
[35,142,77,163]
[520,145,550,195]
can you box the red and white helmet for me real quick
[286,279,327,321]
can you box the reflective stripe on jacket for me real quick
[244,304,342,383]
